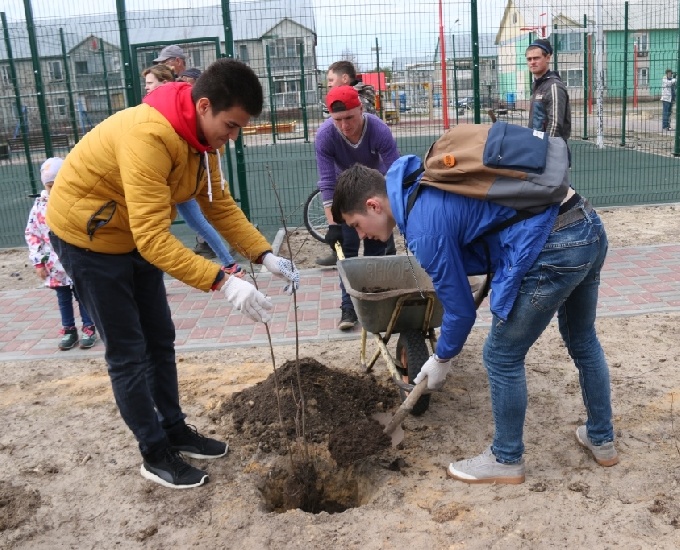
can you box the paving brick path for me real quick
[1,244,679,361]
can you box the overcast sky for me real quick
[0,0,508,68]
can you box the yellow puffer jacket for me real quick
[45,104,270,291]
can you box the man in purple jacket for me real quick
[315,85,400,329]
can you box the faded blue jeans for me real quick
[177,199,236,266]
[482,200,614,464]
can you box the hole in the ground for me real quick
[258,458,375,514]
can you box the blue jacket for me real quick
[387,156,559,359]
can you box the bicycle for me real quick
[303,188,327,243]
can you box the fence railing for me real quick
[0,0,679,249]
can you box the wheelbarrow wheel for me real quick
[396,330,431,416]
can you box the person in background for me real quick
[661,68,677,131]
[526,39,571,144]
[142,64,174,95]
[179,68,202,85]
[143,65,242,274]
[327,60,376,115]
[315,60,381,267]
[153,44,187,78]
[152,54,217,259]
[25,157,97,351]
[316,85,399,330]
[46,59,299,490]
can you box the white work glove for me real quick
[262,253,300,294]
[414,355,452,391]
[222,275,273,323]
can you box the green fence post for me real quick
[452,33,459,125]
[60,28,80,145]
[221,0,251,218]
[23,0,53,157]
[116,0,136,108]
[265,45,277,144]
[299,42,309,142]
[620,2,629,147]
[100,40,113,116]
[375,37,383,120]
[2,12,37,194]
[470,0,481,123]
[582,16,589,140]
[674,0,680,157]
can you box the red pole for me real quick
[439,0,449,129]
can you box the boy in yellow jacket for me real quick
[47,59,299,489]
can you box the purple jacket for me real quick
[315,114,400,207]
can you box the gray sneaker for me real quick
[575,425,619,467]
[447,446,525,484]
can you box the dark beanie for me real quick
[528,38,553,55]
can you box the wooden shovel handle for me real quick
[382,379,429,435]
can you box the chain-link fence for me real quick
[0,0,679,247]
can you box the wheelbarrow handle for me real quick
[382,379,429,436]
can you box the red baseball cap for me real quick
[326,85,361,112]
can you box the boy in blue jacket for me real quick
[332,162,617,484]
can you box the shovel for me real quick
[373,379,429,446]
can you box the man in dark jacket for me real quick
[526,39,571,142]
[331,161,618,485]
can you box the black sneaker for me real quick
[166,423,228,459]
[194,241,217,259]
[338,308,358,331]
[140,447,208,489]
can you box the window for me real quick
[555,33,583,53]
[238,44,249,63]
[564,69,583,88]
[188,49,202,69]
[56,98,67,117]
[637,67,649,87]
[636,34,649,56]
[75,61,89,75]
[0,65,10,86]
[48,60,63,81]
[268,37,304,58]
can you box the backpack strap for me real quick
[472,210,535,306]
[403,164,425,219]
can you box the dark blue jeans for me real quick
[51,234,184,457]
[55,285,94,328]
[339,223,396,311]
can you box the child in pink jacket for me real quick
[25,158,97,350]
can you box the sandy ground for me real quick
[2,204,680,549]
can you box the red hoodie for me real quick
[143,82,212,154]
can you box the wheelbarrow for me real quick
[337,252,487,420]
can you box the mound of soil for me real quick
[219,358,399,466]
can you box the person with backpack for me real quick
[46,59,299,490]
[316,85,399,330]
[526,39,571,143]
[331,160,618,485]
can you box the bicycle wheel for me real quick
[303,189,328,243]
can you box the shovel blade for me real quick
[372,412,404,447]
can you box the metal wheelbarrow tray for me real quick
[337,255,444,416]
